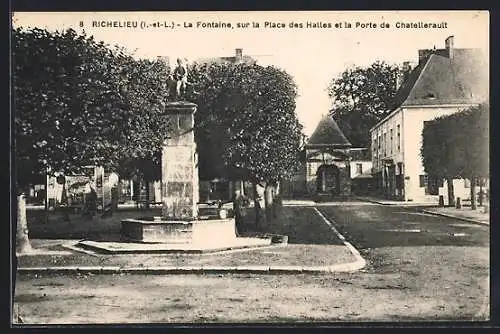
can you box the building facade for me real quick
[350,148,373,196]
[304,116,352,199]
[370,36,488,202]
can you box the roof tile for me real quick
[392,48,487,110]
[306,116,351,147]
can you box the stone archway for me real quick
[316,164,340,195]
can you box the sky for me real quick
[12,11,489,137]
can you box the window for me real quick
[397,124,401,151]
[419,175,428,188]
[383,133,387,156]
[427,176,439,195]
[390,129,393,155]
[356,163,363,174]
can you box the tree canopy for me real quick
[185,61,304,186]
[13,27,173,188]
[421,103,489,181]
[327,61,411,147]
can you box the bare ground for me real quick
[17,244,356,268]
[13,245,488,324]
[14,203,489,324]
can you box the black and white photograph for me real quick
[10,10,490,325]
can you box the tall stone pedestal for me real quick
[120,101,239,246]
[161,102,199,220]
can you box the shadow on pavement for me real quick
[239,206,345,246]
[26,205,346,247]
[26,209,160,241]
[318,205,489,249]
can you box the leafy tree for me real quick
[114,57,172,208]
[185,62,236,182]
[458,103,489,209]
[422,119,457,206]
[117,154,162,209]
[421,103,489,209]
[186,62,303,227]
[13,27,126,253]
[13,27,173,253]
[327,61,411,147]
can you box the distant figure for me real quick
[233,190,249,236]
[173,57,188,98]
[82,181,97,218]
[102,172,120,218]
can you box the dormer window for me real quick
[424,92,436,99]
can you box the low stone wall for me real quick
[121,219,193,244]
[192,219,236,245]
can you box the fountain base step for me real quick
[120,217,237,244]
[76,237,275,254]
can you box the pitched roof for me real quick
[306,116,351,147]
[391,48,488,111]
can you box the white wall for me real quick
[439,178,490,206]
[371,104,478,201]
[402,105,475,201]
[371,109,404,174]
[350,160,372,179]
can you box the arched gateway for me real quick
[316,164,340,195]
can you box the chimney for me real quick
[396,61,412,90]
[445,35,454,59]
[402,61,411,73]
[235,48,243,62]
[418,49,432,64]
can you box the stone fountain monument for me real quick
[120,101,238,246]
[76,73,281,254]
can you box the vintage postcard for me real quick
[11,10,489,325]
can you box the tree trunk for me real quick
[232,180,242,198]
[470,176,476,210]
[446,177,455,207]
[144,180,150,210]
[239,180,245,196]
[478,180,483,207]
[272,184,278,219]
[274,181,283,218]
[232,180,245,235]
[16,193,32,254]
[60,182,70,221]
[252,181,261,230]
[264,183,274,222]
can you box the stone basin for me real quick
[121,217,237,244]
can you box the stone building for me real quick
[370,36,488,203]
[304,115,352,199]
[349,148,373,196]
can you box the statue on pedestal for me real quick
[168,58,198,99]
[172,58,188,98]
